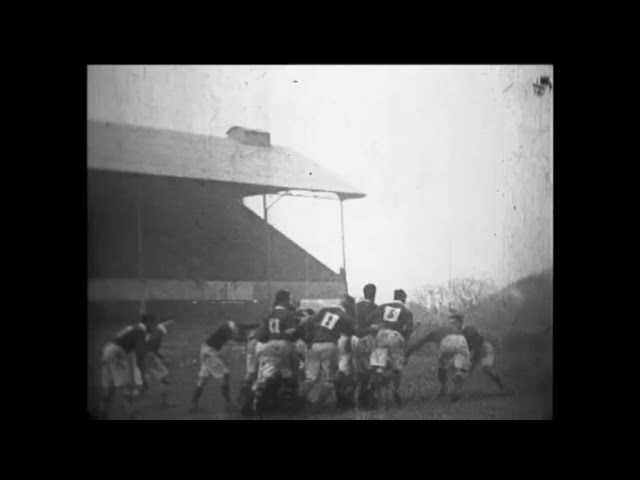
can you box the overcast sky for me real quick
[88,65,553,303]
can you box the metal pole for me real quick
[448,236,452,310]
[136,182,146,315]
[263,194,272,302]
[340,197,358,416]
[339,198,348,292]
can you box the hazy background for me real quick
[88,65,553,303]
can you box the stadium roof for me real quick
[87,120,366,200]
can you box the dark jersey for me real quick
[205,321,238,351]
[369,301,414,338]
[462,326,485,360]
[308,307,356,344]
[355,299,377,329]
[113,323,148,373]
[256,306,299,343]
[114,323,147,354]
[146,324,168,358]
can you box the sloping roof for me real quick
[87,120,365,200]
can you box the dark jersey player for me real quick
[294,295,359,410]
[99,314,156,420]
[405,313,471,401]
[190,316,255,413]
[249,290,302,417]
[461,325,505,391]
[348,284,379,408]
[356,283,378,329]
[367,289,415,406]
[137,320,176,408]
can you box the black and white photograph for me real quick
[87,65,553,420]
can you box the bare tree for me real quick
[413,275,497,314]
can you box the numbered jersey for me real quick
[370,302,414,337]
[310,307,356,344]
[257,306,298,342]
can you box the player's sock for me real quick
[437,367,448,398]
[334,380,345,408]
[190,385,204,411]
[253,389,264,419]
[221,374,232,407]
[452,374,464,401]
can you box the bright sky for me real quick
[88,65,553,303]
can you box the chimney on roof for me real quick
[226,126,271,147]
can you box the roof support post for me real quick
[136,181,146,315]
[263,194,272,302]
[339,197,348,293]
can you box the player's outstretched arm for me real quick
[405,330,437,361]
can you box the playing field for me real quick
[87,315,552,420]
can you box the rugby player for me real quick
[404,311,471,401]
[190,315,253,413]
[295,294,359,411]
[250,290,301,417]
[367,289,415,406]
[352,283,379,407]
[136,319,176,408]
[462,324,506,391]
[99,313,156,420]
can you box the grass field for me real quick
[88,316,552,420]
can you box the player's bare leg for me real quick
[436,366,448,399]
[238,372,256,413]
[190,378,206,413]
[221,373,235,411]
[335,372,355,409]
[483,365,505,391]
[252,379,267,419]
[392,369,403,406]
[451,372,464,402]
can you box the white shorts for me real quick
[478,341,495,368]
[306,342,339,383]
[198,344,229,383]
[439,334,471,374]
[370,329,406,371]
[138,352,169,382]
[101,343,139,393]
